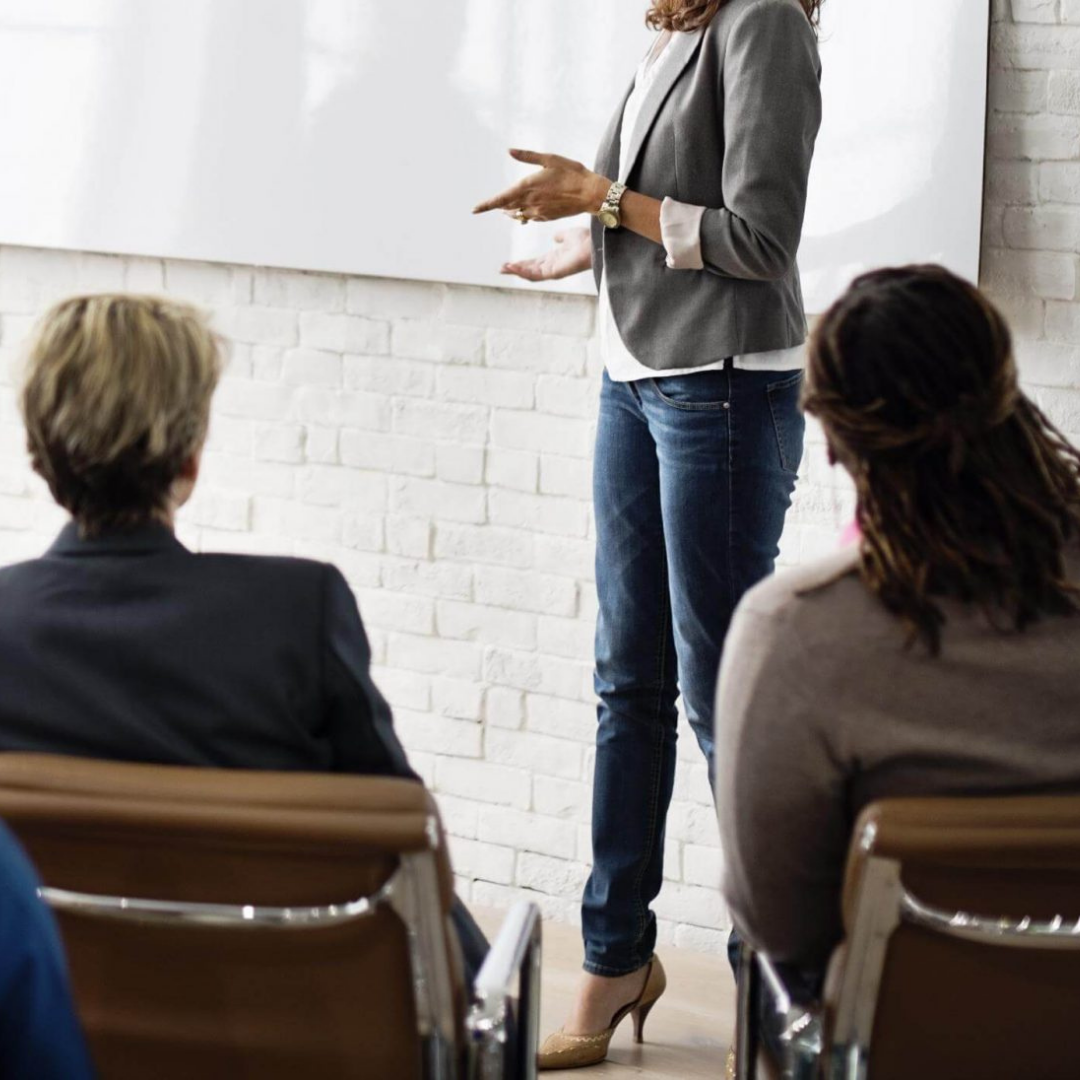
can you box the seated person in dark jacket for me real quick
[0,293,486,974]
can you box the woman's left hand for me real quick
[473,149,610,223]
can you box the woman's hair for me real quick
[645,0,824,33]
[21,294,224,537]
[803,265,1080,655]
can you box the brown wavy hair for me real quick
[803,265,1080,655]
[646,0,824,32]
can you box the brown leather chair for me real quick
[736,796,1080,1080]
[0,753,540,1080]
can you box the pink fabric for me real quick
[660,197,707,270]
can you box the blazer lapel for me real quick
[619,28,704,183]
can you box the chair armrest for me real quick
[467,902,542,1080]
[736,947,823,1080]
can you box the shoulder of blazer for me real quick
[192,551,331,595]
[722,0,810,20]
[703,0,815,51]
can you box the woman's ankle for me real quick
[563,967,650,1035]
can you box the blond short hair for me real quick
[21,294,224,535]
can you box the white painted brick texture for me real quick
[0,5,1067,953]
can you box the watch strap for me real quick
[598,181,627,229]
[601,181,627,216]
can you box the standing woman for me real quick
[474,0,823,1067]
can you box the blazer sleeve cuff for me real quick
[660,197,707,270]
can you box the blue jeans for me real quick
[582,363,804,976]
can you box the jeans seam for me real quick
[726,361,736,611]
[766,370,804,392]
[766,376,803,476]
[626,554,672,968]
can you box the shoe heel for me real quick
[632,999,656,1044]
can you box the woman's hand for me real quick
[501,227,593,282]
[474,149,611,223]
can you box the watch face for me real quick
[599,210,619,229]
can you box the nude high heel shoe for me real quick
[537,955,668,1070]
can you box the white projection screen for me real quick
[0,0,990,311]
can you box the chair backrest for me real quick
[827,796,1080,1080]
[0,753,464,1080]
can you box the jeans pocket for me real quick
[766,371,806,475]
[650,370,729,411]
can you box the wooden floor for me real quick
[475,909,736,1079]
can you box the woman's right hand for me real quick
[500,227,592,282]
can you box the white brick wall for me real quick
[0,3,1072,953]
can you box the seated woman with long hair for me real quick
[716,265,1080,975]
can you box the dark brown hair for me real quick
[803,265,1080,654]
[646,0,824,33]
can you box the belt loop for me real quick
[724,356,734,372]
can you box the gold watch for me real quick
[597,182,627,230]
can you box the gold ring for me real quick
[514,210,529,225]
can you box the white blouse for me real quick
[599,32,805,381]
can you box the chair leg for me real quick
[734,943,759,1080]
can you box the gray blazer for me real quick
[592,0,822,369]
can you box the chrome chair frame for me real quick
[40,814,541,1080]
[737,822,1080,1080]
[466,901,542,1080]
